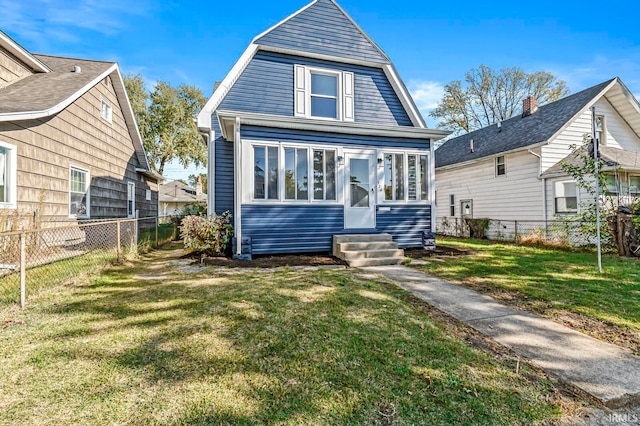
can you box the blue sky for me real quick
[2,0,639,181]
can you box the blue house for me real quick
[197,0,448,261]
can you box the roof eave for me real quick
[0,30,50,73]
[436,140,548,171]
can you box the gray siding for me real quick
[219,51,412,127]
[241,125,430,150]
[242,204,431,254]
[255,0,389,64]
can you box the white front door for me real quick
[344,151,376,229]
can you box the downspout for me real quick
[234,117,242,257]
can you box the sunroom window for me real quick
[313,149,336,201]
[284,147,308,200]
[254,146,279,200]
[384,152,429,202]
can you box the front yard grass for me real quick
[0,244,568,425]
[411,237,640,352]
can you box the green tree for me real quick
[431,65,569,135]
[123,74,207,175]
[188,173,208,194]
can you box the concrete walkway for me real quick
[363,265,640,409]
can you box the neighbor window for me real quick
[604,175,619,194]
[253,146,279,200]
[145,189,152,201]
[630,176,640,196]
[0,142,17,208]
[554,181,577,214]
[127,182,135,218]
[69,166,90,218]
[449,194,455,217]
[595,115,606,146]
[285,147,308,200]
[294,65,354,121]
[100,100,112,123]
[384,152,429,202]
[495,155,506,176]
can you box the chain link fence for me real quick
[436,217,605,247]
[0,216,177,309]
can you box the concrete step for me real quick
[338,241,398,252]
[347,257,406,267]
[333,234,393,244]
[342,248,405,260]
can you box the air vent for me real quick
[72,65,81,73]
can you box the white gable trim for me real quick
[546,78,618,145]
[0,31,50,73]
[197,44,259,131]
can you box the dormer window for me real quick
[310,72,338,119]
[294,65,354,122]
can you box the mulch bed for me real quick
[202,253,347,268]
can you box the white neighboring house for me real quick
[435,78,640,230]
[159,179,207,217]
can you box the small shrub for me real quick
[180,211,233,256]
[464,218,490,239]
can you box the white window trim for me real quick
[380,149,430,205]
[100,99,113,124]
[127,182,136,218]
[294,65,354,122]
[145,189,152,201]
[69,165,90,219]
[0,140,17,209]
[245,139,342,205]
[595,114,606,146]
[495,155,506,177]
[630,175,640,196]
[553,180,578,215]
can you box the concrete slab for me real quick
[363,265,640,409]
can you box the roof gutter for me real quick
[436,140,550,171]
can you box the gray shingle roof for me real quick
[159,181,207,204]
[435,78,616,169]
[0,54,113,114]
[541,145,640,176]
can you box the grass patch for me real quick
[413,237,640,342]
[0,245,565,425]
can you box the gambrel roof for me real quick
[435,78,640,169]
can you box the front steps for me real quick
[333,234,405,267]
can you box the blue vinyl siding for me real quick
[219,51,412,127]
[242,204,431,254]
[241,125,430,151]
[213,119,234,215]
[255,0,388,64]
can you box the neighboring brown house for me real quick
[0,30,159,229]
[159,178,206,217]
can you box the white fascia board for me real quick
[0,63,118,122]
[217,110,449,141]
[546,78,618,144]
[252,0,319,42]
[436,142,548,172]
[111,65,152,172]
[197,44,259,130]
[0,31,50,73]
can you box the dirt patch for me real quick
[202,253,347,268]
[456,281,640,355]
[404,245,473,258]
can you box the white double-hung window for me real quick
[69,166,90,218]
[294,65,354,121]
[0,141,17,209]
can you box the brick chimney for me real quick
[196,176,203,196]
[522,96,538,117]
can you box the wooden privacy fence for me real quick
[0,216,176,309]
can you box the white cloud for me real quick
[407,80,445,127]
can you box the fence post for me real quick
[514,220,519,242]
[20,232,26,309]
[116,220,122,261]
[155,217,159,248]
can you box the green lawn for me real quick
[412,237,640,348]
[0,244,567,425]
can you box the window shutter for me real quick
[343,71,355,122]
[294,65,307,117]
